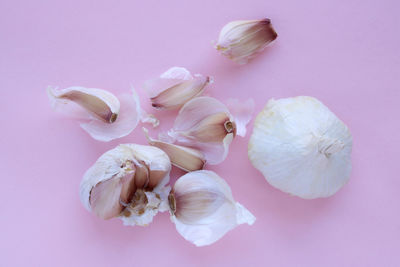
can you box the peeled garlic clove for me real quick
[216,18,278,64]
[248,96,352,199]
[167,97,241,164]
[168,170,255,246]
[144,128,205,172]
[48,87,154,141]
[80,144,171,226]
[144,67,211,110]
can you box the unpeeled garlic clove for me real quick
[144,67,211,110]
[144,128,205,172]
[47,86,158,142]
[216,18,277,64]
[168,170,255,246]
[80,144,171,226]
[165,96,253,165]
[47,86,120,123]
[248,96,353,199]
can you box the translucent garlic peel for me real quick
[216,18,278,64]
[248,96,352,199]
[170,170,255,246]
[144,67,210,110]
[80,144,171,226]
[226,98,255,137]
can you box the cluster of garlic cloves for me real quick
[168,170,256,246]
[79,144,171,226]
[143,67,211,110]
[216,18,278,64]
[47,86,158,141]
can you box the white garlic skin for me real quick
[248,96,352,199]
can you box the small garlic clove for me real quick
[48,86,155,141]
[144,128,205,172]
[144,67,211,110]
[169,170,255,246]
[248,96,353,199]
[80,144,171,226]
[90,176,124,220]
[167,96,236,164]
[216,18,277,64]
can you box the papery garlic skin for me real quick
[80,144,171,226]
[144,67,211,110]
[169,170,255,247]
[248,96,352,199]
[165,96,253,165]
[216,18,277,64]
[47,86,156,142]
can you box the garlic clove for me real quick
[47,86,120,123]
[90,176,124,220]
[248,96,353,199]
[225,98,255,137]
[216,18,278,64]
[48,86,156,141]
[80,144,171,226]
[166,96,236,164]
[144,128,205,172]
[144,67,211,110]
[169,170,255,246]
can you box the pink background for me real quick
[1,0,399,266]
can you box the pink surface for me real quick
[1,0,399,266]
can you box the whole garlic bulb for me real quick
[248,96,352,199]
[80,144,171,226]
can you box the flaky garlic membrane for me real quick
[47,86,158,142]
[168,170,255,246]
[248,96,352,199]
[216,18,277,64]
[143,67,211,110]
[79,144,171,226]
[162,96,254,166]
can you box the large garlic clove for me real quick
[168,170,255,247]
[144,128,205,172]
[144,67,211,110]
[166,96,252,165]
[48,87,158,142]
[248,96,353,199]
[216,18,278,64]
[80,144,171,226]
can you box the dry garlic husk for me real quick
[80,144,171,226]
[216,18,277,64]
[248,96,352,199]
[168,170,255,246]
[47,86,158,141]
[144,67,211,110]
[164,96,254,165]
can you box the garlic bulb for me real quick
[164,96,254,165]
[248,96,352,199]
[47,86,158,141]
[80,144,171,226]
[143,67,211,110]
[216,18,277,64]
[168,170,255,246]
